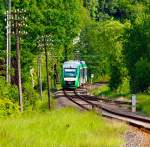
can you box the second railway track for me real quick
[63,88,150,131]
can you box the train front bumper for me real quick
[63,78,77,88]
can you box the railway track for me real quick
[63,88,150,130]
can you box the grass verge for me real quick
[0,108,126,147]
[91,85,150,116]
[136,94,150,116]
[91,85,130,99]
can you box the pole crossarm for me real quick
[36,34,53,109]
[6,8,28,112]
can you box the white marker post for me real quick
[91,74,94,85]
[132,94,136,112]
[90,74,94,95]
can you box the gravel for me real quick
[55,90,150,147]
[124,126,150,147]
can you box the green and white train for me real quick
[61,60,87,89]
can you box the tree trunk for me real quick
[38,54,43,99]
[6,12,9,82]
[83,0,87,7]
[44,38,51,109]
[102,0,106,12]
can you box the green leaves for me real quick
[124,16,150,92]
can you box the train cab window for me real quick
[64,68,76,78]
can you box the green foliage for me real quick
[0,77,19,117]
[77,20,127,87]
[1,0,150,114]
[0,0,89,112]
[23,82,39,111]
[109,64,122,90]
[0,108,126,146]
[124,16,150,93]
[91,84,130,99]
[96,0,149,21]
[135,58,150,92]
[136,94,150,116]
[0,99,19,117]
[0,77,18,101]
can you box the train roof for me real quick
[63,60,87,68]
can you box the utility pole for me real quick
[37,39,43,100]
[44,36,51,109]
[11,9,27,112]
[6,0,11,83]
[15,20,23,112]
[8,0,11,83]
[38,53,43,99]
[37,35,52,109]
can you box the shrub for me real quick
[0,77,18,101]
[0,99,19,117]
[23,82,39,111]
[134,58,150,92]
[109,64,122,90]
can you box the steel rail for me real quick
[76,89,131,105]
[74,89,150,130]
[63,90,89,110]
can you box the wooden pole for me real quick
[44,37,51,109]
[38,54,43,99]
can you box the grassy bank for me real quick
[91,85,130,99]
[0,108,126,147]
[136,94,150,116]
[91,85,150,116]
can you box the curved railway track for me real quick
[63,89,150,130]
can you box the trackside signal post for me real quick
[90,74,94,91]
[132,94,136,112]
[91,74,94,84]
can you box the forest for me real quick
[0,0,150,115]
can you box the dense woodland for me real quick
[0,0,150,115]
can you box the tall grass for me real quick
[91,85,150,116]
[137,94,150,116]
[91,85,130,99]
[0,108,126,147]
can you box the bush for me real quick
[109,64,122,90]
[0,99,19,117]
[134,58,150,92]
[23,82,39,111]
[0,77,18,101]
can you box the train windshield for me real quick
[64,68,76,78]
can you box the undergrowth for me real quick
[91,85,150,116]
[0,108,126,147]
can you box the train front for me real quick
[61,61,80,89]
